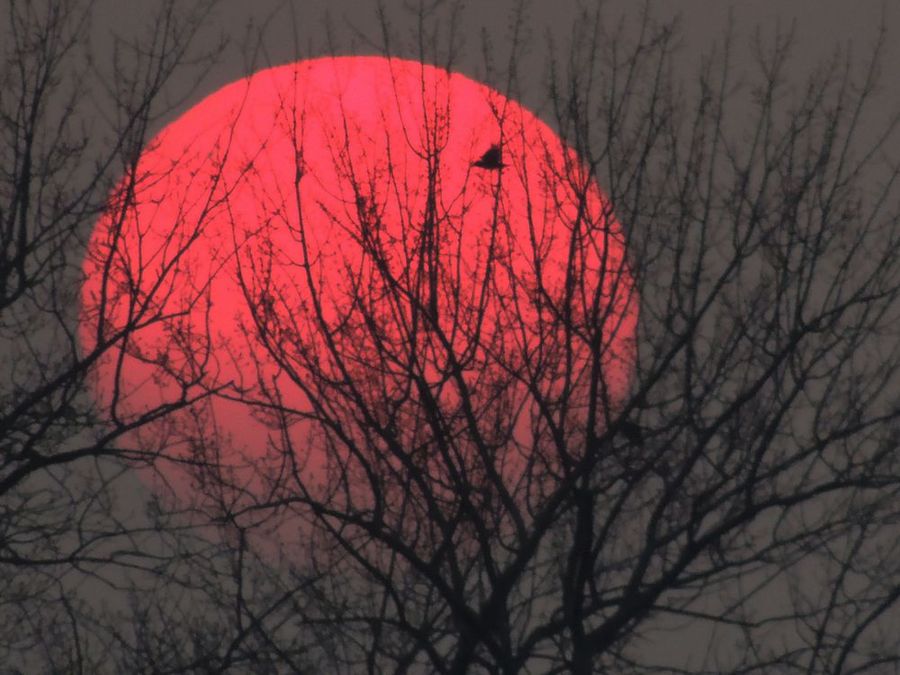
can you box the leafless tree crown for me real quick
[2,1,899,673]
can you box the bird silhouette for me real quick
[472,144,505,170]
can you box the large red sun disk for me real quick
[80,56,637,515]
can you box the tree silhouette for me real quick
[0,0,232,670]
[3,1,900,673]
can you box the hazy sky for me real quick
[90,0,900,139]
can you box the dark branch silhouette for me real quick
[2,1,900,673]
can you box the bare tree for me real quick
[3,1,900,674]
[0,0,240,671]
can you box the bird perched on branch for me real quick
[472,144,506,170]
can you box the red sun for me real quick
[80,56,637,507]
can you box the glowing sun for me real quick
[80,56,637,504]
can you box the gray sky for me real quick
[90,0,900,140]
